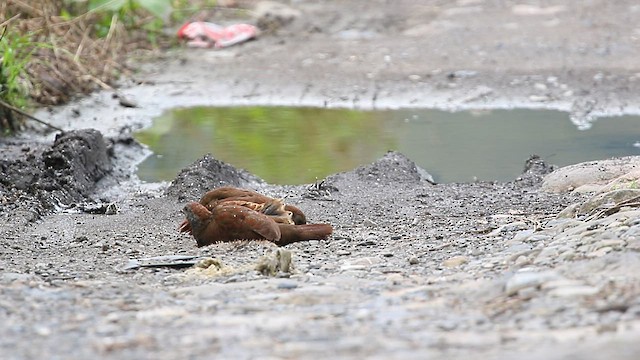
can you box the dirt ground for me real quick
[2,1,640,359]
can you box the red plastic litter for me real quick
[177,21,258,48]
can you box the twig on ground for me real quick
[0,98,63,132]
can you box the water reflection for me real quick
[135,107,640,184]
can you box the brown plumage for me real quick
[179,186,307,234]
[182,202,332,247]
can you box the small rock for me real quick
[596,239,625,249]
[437,320,458,331]
[511,229,535,242]
[34,325,52,337]
[626,238,640,251]
[503,221,529,232]
[505,270,559,296]
[117,94,138,108]
[586,246,612,258]
[341,256,382,271]
[533,83,548,91]
[527,234,552,243]
[336,250,351,256]
[442,256,468,268]
[277,280,298,290]
[548,285,600,298]
[482,261,496,269]
[514,255,530,266]
[534,246,560,264]
[0,272,37,285]
[540,278,584,290]
[357,237,377,246]
[362,219,378,228]
[448,70,478,79]
[340,265,367,271]
[558,249,577,260]
[529,95,549,102]
[408,256,419,265]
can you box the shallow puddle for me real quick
[135,107,640,184]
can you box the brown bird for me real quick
[179,187,307,233]
[220,199,296,224]
[182,202,333,247]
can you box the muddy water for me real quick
[135,107,640,184]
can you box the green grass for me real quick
[0,28,36,133]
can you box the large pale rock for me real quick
[542,156,640,193]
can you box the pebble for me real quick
[514,255,530,266]
[0,272,38,285]
[481,262,496,269]
[442,256,468,268]
[596,239,625,249]
[511,229,535,242]
[533,246,560,264]
[505,270,559,296]
[362,219,378,228]
[533,82,548,91]
[529,95,549,102]
[586,246,612,258]
[408,256,419,265]
[527,234,552,243]
[627,238,640,251]
[34,325,52,337]
[340,256,383,271]
[277,280,298,290]
[548,285,600,298]
[558,249,577,260]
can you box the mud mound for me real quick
[166,154,264,202]
[514,154,557,187]
[353,151,435,184]
[0,129,112,218]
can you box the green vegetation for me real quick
[0,0,244,134]
[86,0,172,45]
[0,28,36,133]
[0,0,178,134]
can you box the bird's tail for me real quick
[277,223,333,245]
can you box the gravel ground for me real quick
[2,1,640,359]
